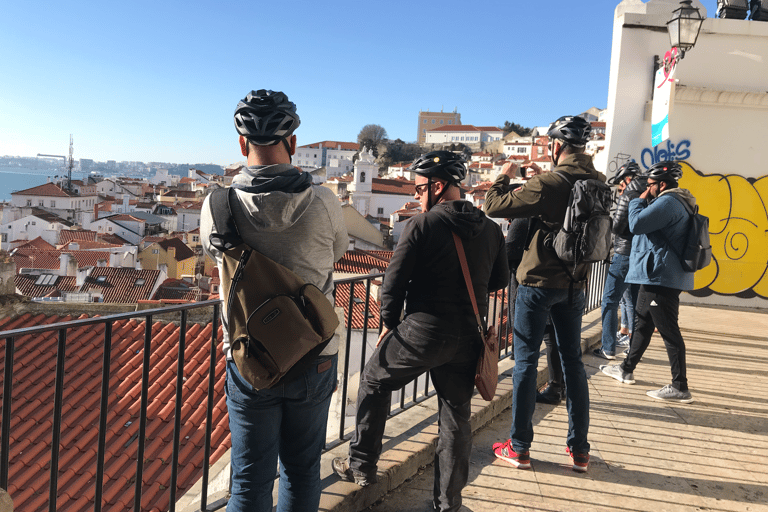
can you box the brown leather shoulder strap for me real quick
[452,232,486,335]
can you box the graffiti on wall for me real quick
[680,163,768,299]
[640,139,691,169]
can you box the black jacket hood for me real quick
[430,200,487,240]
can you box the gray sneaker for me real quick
[600,364,635,384]
[646,384,693,403]
[332,457,377,486]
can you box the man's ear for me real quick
[288,134,297,156]
[239,136,248,157]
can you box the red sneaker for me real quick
[492,439,531,469]
[566,447,589,473]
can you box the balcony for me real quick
[0,264,608,511]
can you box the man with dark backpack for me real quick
[201,89,348,512]
[600,161,697,403]
[484,116,604,473]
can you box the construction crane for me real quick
[37,135,74,192]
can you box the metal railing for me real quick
[0,263,607,511]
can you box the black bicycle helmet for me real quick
[547,116,592,147]
[647,161,683,182]
[408,151,467,184]
[234,89,300,146]
[607,161,641,185]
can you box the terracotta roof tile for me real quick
[14,236,56,251]
[300,141,359,151]
[334,249,391,274]
[81,267,160,303]
[334,282,380,329]
[11,182,79,197]
[156,237,196,261]
[0,312,230,512]
[59,230,98,244]
[371,178,416,196]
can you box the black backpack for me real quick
[662,194,713,272]
[549,171,613,272]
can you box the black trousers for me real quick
[349,317,480,512]
[621,284,688,391]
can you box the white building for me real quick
[10,182,98,227]
[1,210,74,252]
[347,149,416,220]
[89,214,146,245]
[294,141,359,180]
[601,0,768,309]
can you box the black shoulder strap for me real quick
[666,192,696,215]
[555,170,576,187]
[209,187,244,251]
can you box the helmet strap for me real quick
[281,138,293,163]
[426,178,450,211]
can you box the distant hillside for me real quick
[166,163,224,176]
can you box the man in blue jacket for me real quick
[600,161,695,403]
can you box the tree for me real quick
[502,121,532,137]
[357,124,388,156]
[377,139,424,172]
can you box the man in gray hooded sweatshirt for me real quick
[201,90,348,512]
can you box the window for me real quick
[423,119,427,124]
[31,221,36,226]
[50,200,56,207]
[38,200,44,206]
[192,236,199,242]
[360,172,366,183]
[377,207,384,215]
[440,120,444,124]
[152,249,159,254]
[134,278,146,286]
[431,120,435,124]
[96,276,107,284]
[448,120,453,125]
[26,200,32,206]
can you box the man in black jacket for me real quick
[333,151,508,512]
[594,162,647,359]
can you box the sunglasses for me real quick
[414,183,430,195]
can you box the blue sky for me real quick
[0,1,717,166]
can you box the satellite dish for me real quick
[195,273,202,281]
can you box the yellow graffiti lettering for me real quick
[679,163,768,297]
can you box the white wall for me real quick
[603,0,768,308]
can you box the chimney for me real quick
[59,253,71,276]
[75,266,89,288]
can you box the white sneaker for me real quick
[646,384,693,403]
[600,364,635,384]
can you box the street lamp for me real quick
[717,0,749,19]
[667,0,705,59]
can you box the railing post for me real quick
[169,309,187,511]
[1,336,15,490]
[49,328,68,512]
[94,321,113,512]
[339,282,356,441]
[134,316,152,512]
[201,303,219,511]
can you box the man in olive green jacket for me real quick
[485,116,605,473]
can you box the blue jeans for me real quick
[511,285,590,455]
[600,253,636,355]
[226,355,337,512]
